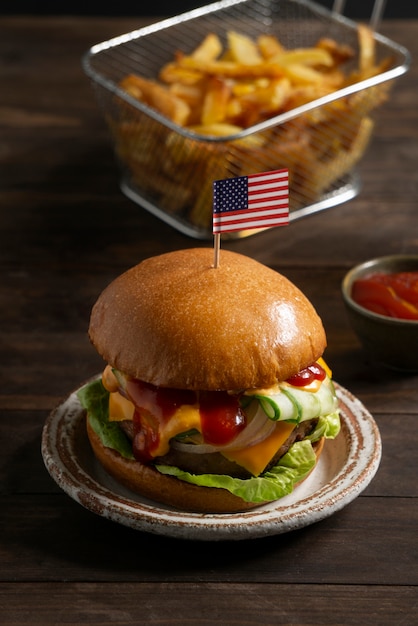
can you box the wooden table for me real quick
[1,15,417,625]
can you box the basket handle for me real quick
[332,0,387,31]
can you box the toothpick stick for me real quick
[213,233,221,268]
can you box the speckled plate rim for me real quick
[41,380,381,541]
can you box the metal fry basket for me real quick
[82,0,410,239]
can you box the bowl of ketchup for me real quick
[342,255,418,372]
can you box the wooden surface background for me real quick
[0,15,417,625]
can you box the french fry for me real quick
[191,32,223,62]
[178,56,286,79]
[358,23,376,74]
[316,37,355,65]
[159,62,203,85]
[169,82,204,109]
[119,74,190,125]
[279,62,337,86]
[227,31,263,65]
[257,34,285,59]
[201,77,231,125]
[269,47,335,68]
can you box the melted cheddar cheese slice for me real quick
[223,421,295,476]
[109,390,135,421]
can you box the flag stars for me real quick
[213,177,248,213]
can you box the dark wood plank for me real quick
[0,582,416,626]
[1,495,417,585]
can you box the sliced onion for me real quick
[171,404,276,455]
[171,441,223,455]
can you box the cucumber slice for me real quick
[252,376,338,424]
[253,389,298,421]
[282,386,321,422]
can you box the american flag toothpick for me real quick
[212,168,289,267]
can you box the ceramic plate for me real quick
[42,381,381,541]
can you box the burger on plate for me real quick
[78,248,340,513]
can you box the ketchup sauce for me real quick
[126,379,245,461]
[351,271,418,320]
[128,380,196,462]
[286,362,326,387]
[199,391,246,446]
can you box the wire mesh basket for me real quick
[82,0,410,239]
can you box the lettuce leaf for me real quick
[77,378,134,460]
[307,412,341,442]
[77,378,340,504]
[156,439,317,503]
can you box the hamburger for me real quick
[78,248,340,513]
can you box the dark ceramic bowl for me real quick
[341,255,418,372]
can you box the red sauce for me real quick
[125,379,245,461]
[351,271,418,320]
[127,380,196,462]
[132,410,159,463]
[286,362,326,387]
[199,391,246,446]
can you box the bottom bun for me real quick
[86,417,325,513]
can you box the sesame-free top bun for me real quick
[89,248,326,390]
